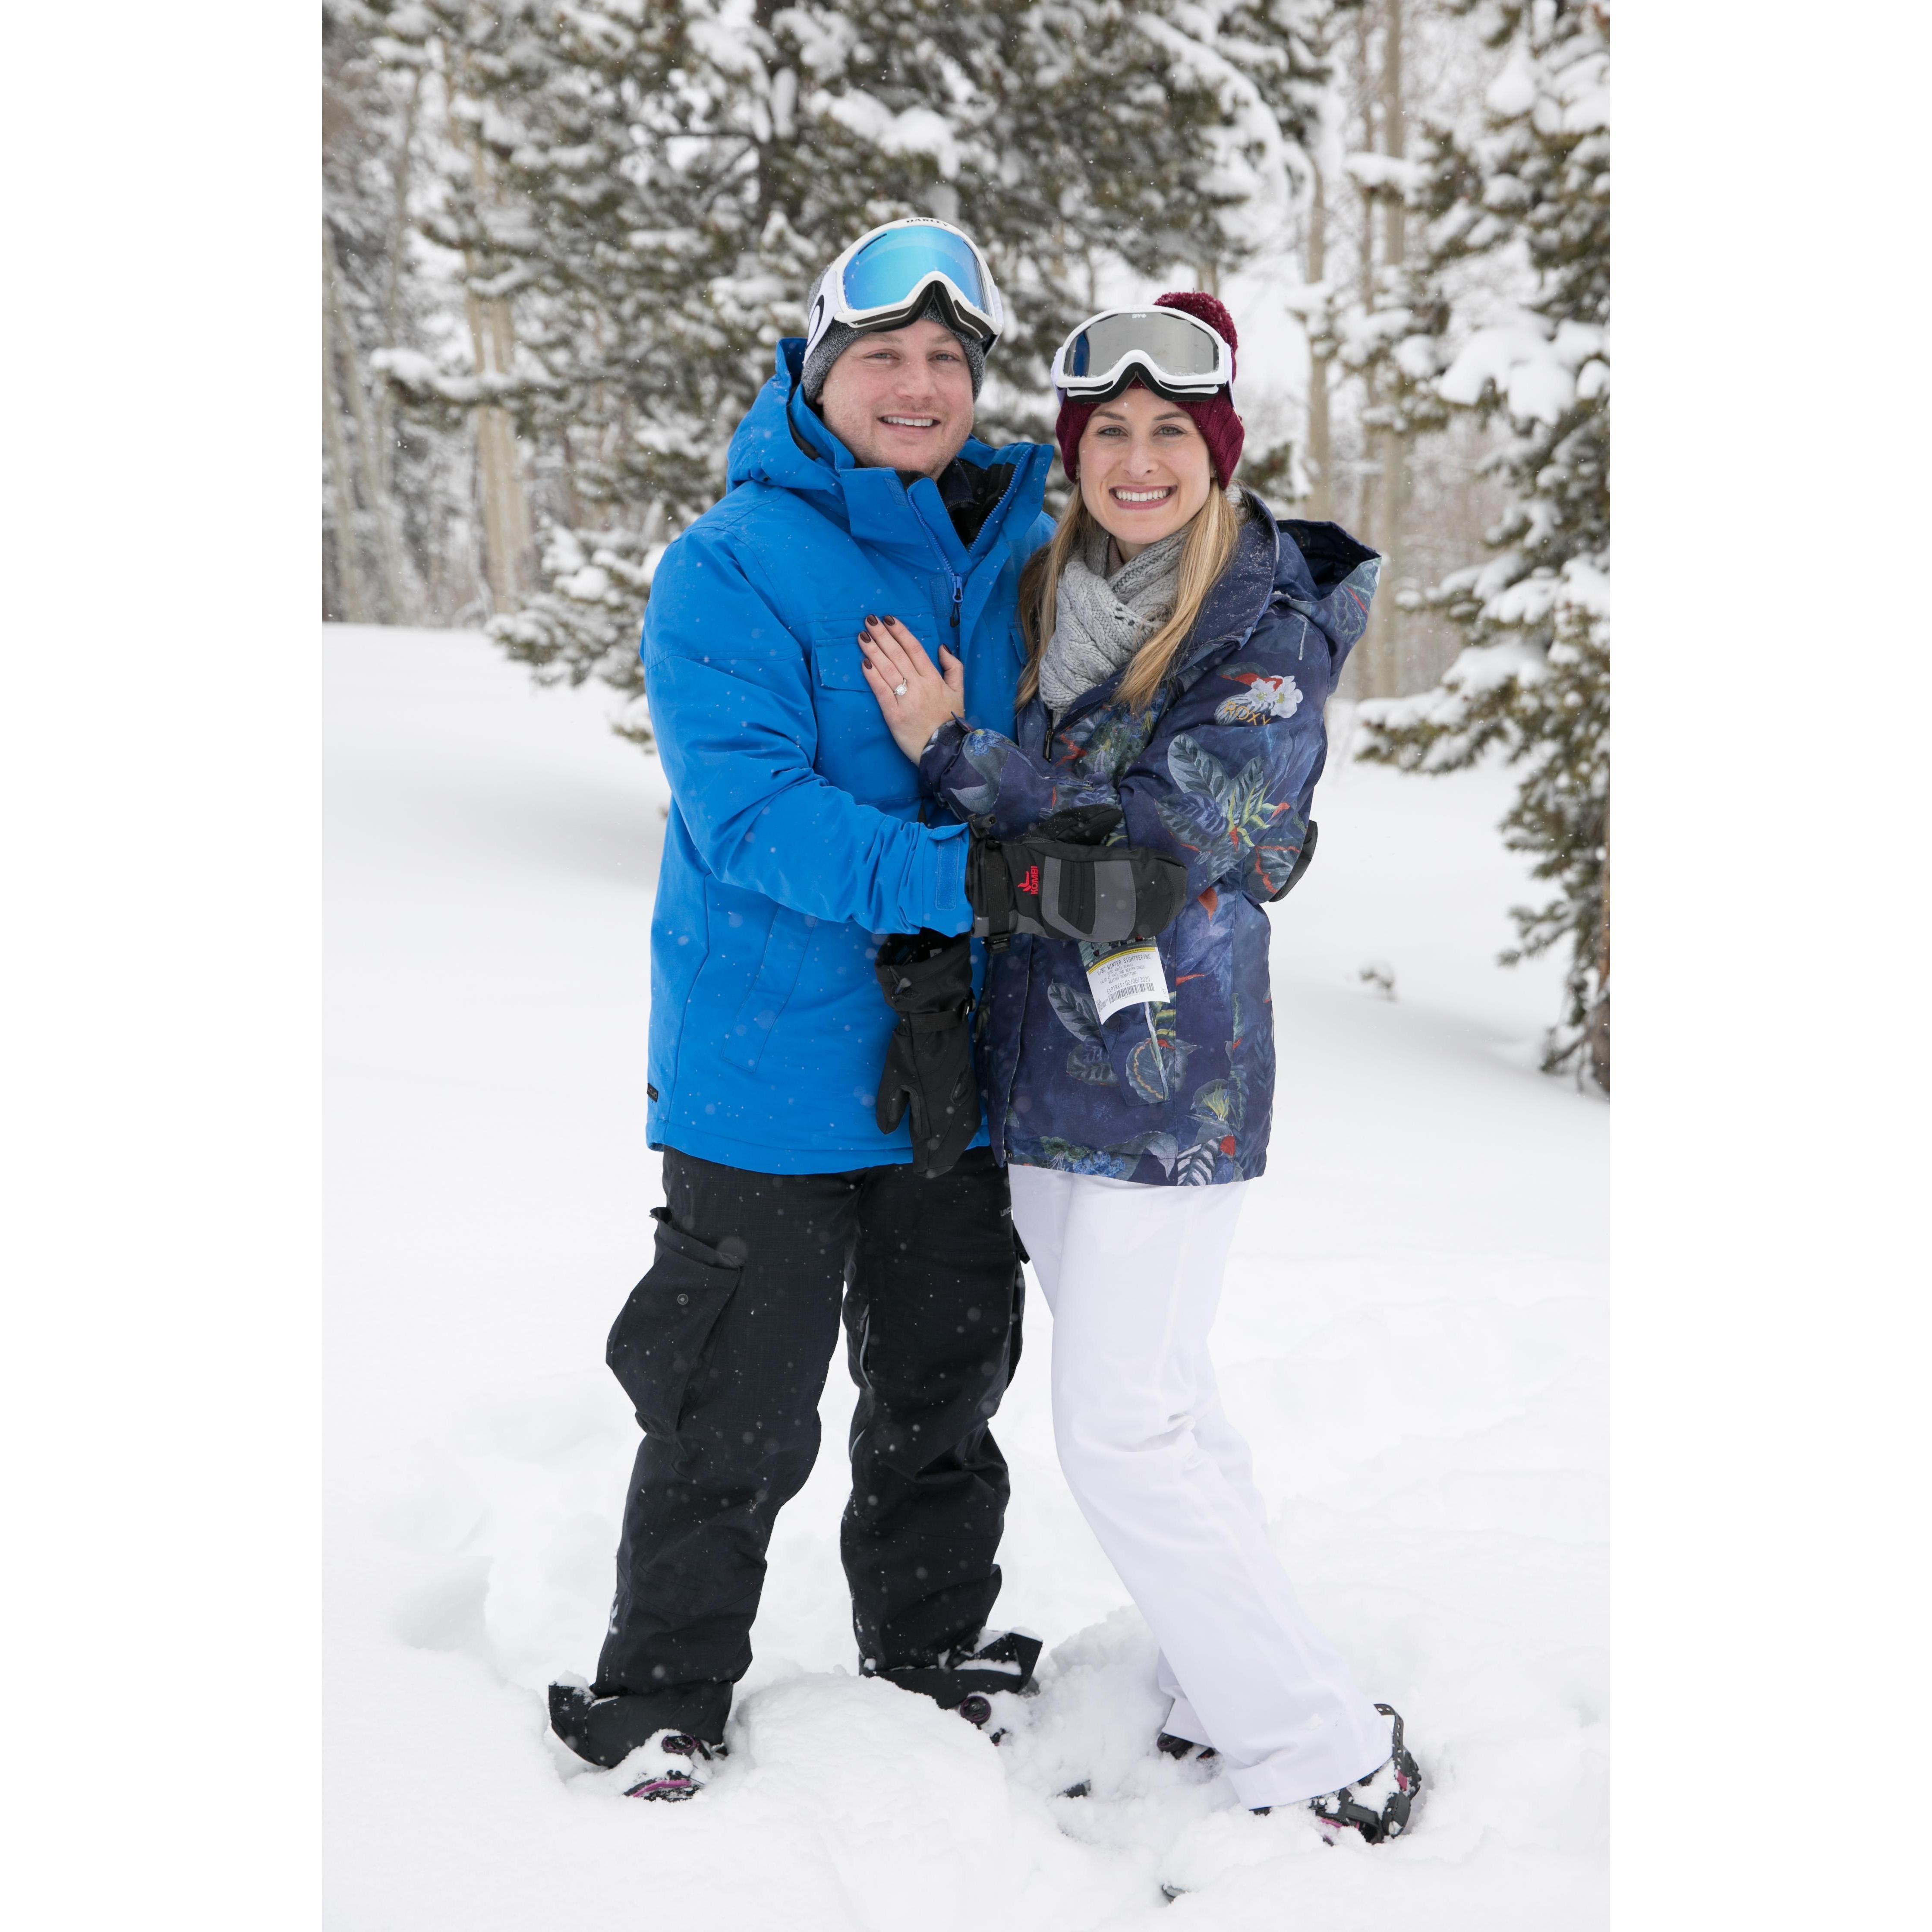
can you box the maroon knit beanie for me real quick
[1055,291,1245,488]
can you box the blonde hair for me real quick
[1018,485,1243,714]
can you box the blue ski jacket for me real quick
[641,340,1057,1173]
[916,497,1379,1186]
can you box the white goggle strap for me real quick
[804,287,833,359]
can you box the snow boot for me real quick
[875,1628,1042,1731]
[1302,1705,1422,1844]
[1155,1731,1218,1766]
[1160,1707,1422,1897]
[615,1729,728,1802]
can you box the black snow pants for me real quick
[573,1145,1024,1761]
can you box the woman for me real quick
[855,292,1422,1842]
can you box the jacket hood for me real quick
[1275,511,1380,653]
[725,340,844,499]
[726,339,1054,544]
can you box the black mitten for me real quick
[1035,803,1125,847]
[966,826,1188,944]
[874,931,981,1178]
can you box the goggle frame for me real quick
[1050,306,1234,403]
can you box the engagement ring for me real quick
[892,681,907,697]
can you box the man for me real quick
[546,220,1060,1796]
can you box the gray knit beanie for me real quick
[799,275,987,405]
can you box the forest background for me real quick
[321,0,1609,1082]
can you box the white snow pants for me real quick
[1009,1165,1390,1810]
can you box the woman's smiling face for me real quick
[1076,383,1214,558]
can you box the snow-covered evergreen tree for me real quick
[1353,0,1609,1087]
[369,0,1333,729]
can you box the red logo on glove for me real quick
[1018,865,1040,898]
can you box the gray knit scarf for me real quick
[1038,519,1189,722]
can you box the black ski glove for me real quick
[965,807,1189,945]
[874,930,981,1179]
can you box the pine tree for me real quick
[368,0,1334,733]
[1353,0,1609,1088]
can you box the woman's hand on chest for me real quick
[859,615,965,762]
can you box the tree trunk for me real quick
[1380,0,1409,690]
[374,66,422,508]
[323,227,370,624]
[327,230,410,625]
[461,119,535,616]
[1382,0,1406,269]
[1350,16,1378,555]
[1363,0,1408,698]
[1305,162,1333,520]
[466,283,534,613]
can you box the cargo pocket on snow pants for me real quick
[605,1207,744,1440]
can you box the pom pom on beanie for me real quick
[1150,290,1240,371]
[1055,290,1245,489]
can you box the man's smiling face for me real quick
[815,317,976,477]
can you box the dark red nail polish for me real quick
[866,613,878,625]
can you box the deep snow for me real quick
[324,624,1607,1929]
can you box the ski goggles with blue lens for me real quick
[805,218,1005,357]
[1051,307,1233,401]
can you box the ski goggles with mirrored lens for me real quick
[806,218,1005,356]
[1051,307,1233,401]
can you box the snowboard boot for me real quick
[874,1629,1043,1733]
[615,1729,728,1803]
[1302,1705,1422,1844]
[546,1680,715,1768]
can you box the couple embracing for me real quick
[548,217,1421,1847]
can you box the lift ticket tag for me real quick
[1085,942,1170,1024]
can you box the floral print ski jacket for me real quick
[917,494,1377,1186]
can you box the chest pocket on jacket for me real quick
[810,630,871,692]
[807,620,918,806]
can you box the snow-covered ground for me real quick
[324,625,1607,1929]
